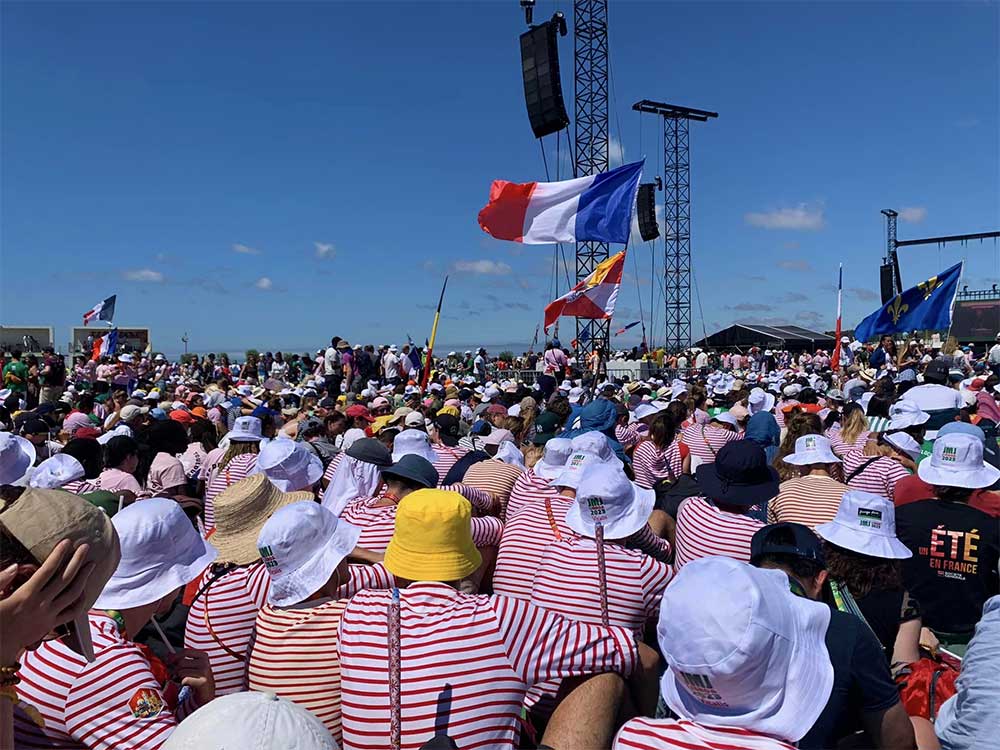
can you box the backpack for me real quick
[895,656,960,721]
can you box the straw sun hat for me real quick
[212,474,314,565]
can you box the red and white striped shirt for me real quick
[614,718,795,750]
[495,498,671,600]
[463,460,528,512]
[340,485,502,554]
[247,563,394,743]
[768,475,848,528]
[530,536,672,636]
[203,453,259,529]
[842,450,910,497]
[826,428,871,458]
[679,425,741,464]
[322,452,345,484]
[15,613,199,749]
[338,582,638,750]
[632,439,687,489]
[506,471,560,518]
[674,496,764,570]
[494,495,574,599]
[431,443,468,483]
[615,422,643,450]
[60,478,100,495]
[774,400,799,430]
[183,561,271,695]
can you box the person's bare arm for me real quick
[862,703,916,750]
[891,618,922,665]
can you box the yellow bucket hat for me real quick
[384,489,482,582]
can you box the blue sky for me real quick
[2,1,997,357]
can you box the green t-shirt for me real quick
[2,361,28,393]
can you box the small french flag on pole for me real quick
[478,160,643,245]
[83,295,116,326]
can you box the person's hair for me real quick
[933,485,974,503]
[519,399,538,439]
[546,396,572,423]
[189,419,218,453]
[797,388,819,405]
[773,412,823,480]
[839,402,868,444]
[649,411,678,449]
[133,421,188,484]
[822,541,902,598]
[822,408,841,431]
[61,438,102,479]
[865,395,891,419]
[220,440,260,469]
[325,411,347,427]
[104,435,139,470]
[75,393,95,414]
[383,473,426,494]
[756,552,826,583]
[665,399,688,426]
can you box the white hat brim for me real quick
[564,483,654,540]
[782,448,841,465]
[267,520,361,607]
[917,460,1000,490]
[660,582,835,741]
[0,436,36,485]
[814,518,913,560]
[95,538,218,610]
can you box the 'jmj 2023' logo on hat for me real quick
[585,496,608,522]
[804,436,817,449]
[678,671,727,707]
[258,545,280,571]
[942,446,958,463]
[858,508,883,529]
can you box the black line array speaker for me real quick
[637,183,659,241]
[520,21,570,139]
[880,263,895,303]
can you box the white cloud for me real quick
[745,203,825,231]
[609,135,626,168]
[899,207,927,224]
[122,269,164,282]
[776,259,813,272]
[254,276,273,290]
[232,243,261,255]
[314,241,335,259]
[450,260,512,275]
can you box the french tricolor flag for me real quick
[478,160,643,245]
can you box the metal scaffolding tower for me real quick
[573,0,610,355]
[632,100,718,352]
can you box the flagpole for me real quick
[420,276,448,390]
[831,263,843,374]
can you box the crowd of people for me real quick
[1,330,999,750]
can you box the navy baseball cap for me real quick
[750,522,826,567]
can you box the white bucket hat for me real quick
[917,432,1000,489]
[570,432,616,463]
[392,429,438,465]
[228,416,263,442]
[566,463,654,540]
[95,498,218,610]
[257,502,361,607]
[28,454,85,489]
[552,451,604,489]
[340,428,367,451]
[815,490,912,560]
[883,431,923,463]
[0,432,36,484]
[162,690,338,750]
[634,401,668,421]
[253,439,324,493]
[567,386,585,404]
[657,557,834,741]
[781,434,841,466]
[747,387,776,416]
[534,437,573,481]
[711,412,739,429]
[889,400,930,430]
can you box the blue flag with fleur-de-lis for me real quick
[853,262,963,342]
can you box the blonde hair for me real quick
[839,407,869,445]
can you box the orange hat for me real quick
[191,406,208,418]
[170,410,195,424]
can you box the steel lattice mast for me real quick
[573,0,610,356]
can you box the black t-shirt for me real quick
[896,499,1000,634]
[799,609,901,750]
[535,373,556,402]
[855,588,920,662]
